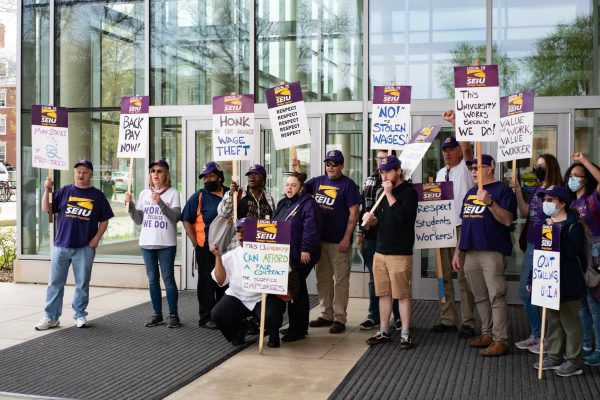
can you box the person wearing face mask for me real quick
[511,154,563,353]
[529,186,587,377]
[564,152,600,367]
[181,161,229,329]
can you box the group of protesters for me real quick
[34,110,600,376]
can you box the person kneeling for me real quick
[210,218,286,348]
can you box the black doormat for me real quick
[330,300,600,400]
[0,291,317,400]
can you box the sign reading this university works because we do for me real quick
[413,182,456,249]
[531,224,561,310]
[265,81,311,150]
[370,86,412,150]
[117,96,149,158]
[497,90,535,163]
[32,105,69,170]
[212,94,255,161]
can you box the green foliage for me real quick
[0,227,16,270]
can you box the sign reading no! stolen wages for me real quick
[212,94,255,161]
[265,81,311,150]
[32,105,69,170]
[117,96,149,158]
[370,86,411,150]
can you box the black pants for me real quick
[196,245,226,323]
[211,294,286,342]
[287,267,311,335]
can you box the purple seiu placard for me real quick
[212,94,254,114]
[454,65,499,88]
[500,90,535,118]
[243,219,292,245]
[409,125,441,144]
[120,96,149,114]
[32,104,68,128]
[534,224,561,251]
[414,182,454,202]
[373,86,411,105]
[265,81,304,109]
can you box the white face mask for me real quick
[542,201,560,217]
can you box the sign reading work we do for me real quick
[454,65,500,142]
[398,125,441,180]
[117,96,149,158]
[265,81,311,150]
[497,90,535,163]
[413,182,456,249]
[532,224,561,310]
[32,105,69,170]
[242,219,292,295]
[371,86,411,150]
[212,94,255,161]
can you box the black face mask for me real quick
[533,166,546,182]
[204,180,220,192]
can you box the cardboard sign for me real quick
[265,81,311,150]
[398,125,441,179]
[212,94,255,161]
[117,96,149,158]
[454,65,500,142]
[413,182,456,249]
[370,86,411,150]
[497,90,535,162]
[531,224,561,310]
[242,219,292,295]
[31,105,69,170]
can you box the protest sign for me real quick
[370,86,411,150]
[398,125,441,180]
[265,81,311,150]
[117,96,149,158]
[32,105,69,170]
[212,94,255,161]
[454,65,500,142]
[531,224,561,310]
[497,90,535,162]
[413,182,456,249]
[242,219,292,295]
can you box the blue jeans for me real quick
[363,238,399,324]
[44,246,96,320]
[519,242,541,338]
[582,289,600,351]
[141,246,178,316]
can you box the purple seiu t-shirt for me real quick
[459,181,517,256]
[526,186,546,244]
[53,184,114,248]
[571,191,600,236]
[306,174,362,243]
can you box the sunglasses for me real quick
[325,162,340,168]
[150,169,165,174]
[468,165,490,171]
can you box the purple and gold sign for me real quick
[120,96,149,115]
[265,82,311,150]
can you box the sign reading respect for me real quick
[265,81,311,150]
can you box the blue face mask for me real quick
[568,177,583,192]
[543,201,560,217]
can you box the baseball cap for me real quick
[442,136,460,149]
[323,150,344,164]
[246,164,267,177]
[379,155,401,171]
[149,160,169,171]
[536,185,571,206]
[199,161,223,179]
[467,154,495,168]
[73,160,93,171]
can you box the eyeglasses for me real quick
[325,162,339,168]
[468,166,490,172]
[150,169,164,174]
[375,157,385,162]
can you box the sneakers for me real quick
[359,319,379,330]
[469,334,493,348]
[394,319,402,331]
[34,317,60,331]
[584,351,600,366]
[458,325,477,338]
[430,324,458,333]
[329,321,346,334]
[534,357,562,370]
[528,340,548,354]
[145,314,164,327]
[480,341,509,356]
[309,317,334,328]
[167,315,182,328]
[200,320,218,330]
[515,336,539,350]
[399,335,414,350]
[581,348,594,357]
[366,331,390,346]
[75,316,88,328]
[555,359,583,377]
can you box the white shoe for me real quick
[35,317,60,331]
[75,316,88,328]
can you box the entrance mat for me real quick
[330,300,600,400]
[0,291,317,400]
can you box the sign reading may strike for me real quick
[371,86,411,150]
[117,96,149,158]
[265,81,311,150]
[497,90,535,163]
[532,224,561,310]
[413,182,456,249]
[212,94,255,161]
[398,125,441,180]
[32,105,69,170]
[242,219,292,295]
[454,65,500,142]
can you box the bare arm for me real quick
[41,178,53,213]
[89,220,109,248]
[183,221,198,247]
[573,152,600,194]
[210,244,227,286]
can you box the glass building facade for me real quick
[17,0,600,299]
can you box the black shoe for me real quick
[232,328,246,345]
[167,315,182,328]
[145,314,164,327]
[399,335,415,350]
[268,334,281,348]
[279,327,289,335]
[329,321,346,334]
[245,316,260,335]
[281,332,306,342]
[309,317,334,328]
[458,325,477,338]
[200,320,218,330]
[430,324,458,333]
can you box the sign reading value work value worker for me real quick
[265,81,311,150]
[413,182,456,249]
[242,219,292,295]
[454,65,500,142]
[497,90,535,162]
[398,125,441,180]
[371,86,411,150]
[212,94,255,161]
[117,96,149,158]
[31,105,69,170]
[532,224,561,310]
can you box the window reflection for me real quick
[21,0,50,109]
[575,109,600,164]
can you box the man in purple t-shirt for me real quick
[306,150,362,334]
[35,160,114,331]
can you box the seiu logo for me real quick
[315,195,335,206]
[383,95,399,103]
[423,192,441,200]
[541,239,552,247]
[41,117,57,124]
[224,105,242,111]
[257,232,276,240]
[467,78,485,85]
[466,68,486,85]
[508,104,522,113]
[275,95,291,104]
[41,108,57,124]
[65,207,92,217]
[129,106,141,113]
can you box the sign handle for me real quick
[125,157,134,212]
[291,146,299,172]
[538,306,547,379]
[427,176,446,303]
[477,142,483,191]
[511,159,517,190]
[259,292,267,355]
[47,169,53,223]
[232,160,239,221]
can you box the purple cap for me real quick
[199,161,223,179]
[442,136,460,149]
[324,150,344,164]
[537,185,571,206]
[235,217,247,229]
[246,164,266,177]
[149,160,169,171]
[73,160,93,171]
[467,154,496,168]
[379,155,401,171]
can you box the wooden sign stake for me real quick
[125,157,134,212]
[291,146,299,172]
[48,169,53,223]
[538,307,547,379]
[259,292,267,355]
[232,160,239,221]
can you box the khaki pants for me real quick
[463,250,509,341]
[547,299,583,360]
[315,242,351,324]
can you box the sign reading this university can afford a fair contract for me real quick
[242,219,292,295]
[532,224,561,310]
[371,86,411,150]
[32,105,69,170]
[497,90,535,163]
[398,125,441,180]
[265,82,311,150]
[454,65,500,142]
[117,96,149,158]
[212,94,255,161]
[413,182,456,249]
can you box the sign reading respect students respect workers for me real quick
[413,182,456,250]
[370,85,411,150]
[531,224,561,310]
[265,81,311,150]
[117,96,149,158]
[497,90,535,163]
[398,125,441,180]
[32,105,69,170]
[212,94,255,161]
